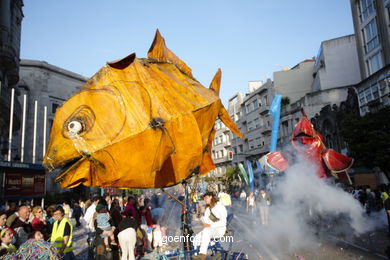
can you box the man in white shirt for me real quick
[84,196,99,232]
[193,192,227,260]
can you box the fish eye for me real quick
[67,120,83,135]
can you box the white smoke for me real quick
[231,151,373,259]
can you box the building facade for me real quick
[0,0,23,160]
[18,60,87,193]
[350,0,390,115]
[230,80,274,165]
[278,36,362,149]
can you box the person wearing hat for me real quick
[192,192,227,260]
[0,228,16,256]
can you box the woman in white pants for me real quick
[193,192,227,260]
[117,213,137,260]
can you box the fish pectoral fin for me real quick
[150,128,176,172]
[265,152,289,172]
[322,149,354,172]
[200,128,216,175]
[219,106,244,139]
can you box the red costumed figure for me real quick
[266,109,354,183]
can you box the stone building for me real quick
[278,35,362,149]
[230,80,274,165]
[0,0,23,159]
[14,60,88,194]
[350,0,390,115]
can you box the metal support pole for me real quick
[42,106,47,158]
[181,181,193,252]
[32,100,38,164]
[21,94,27,162]
[7,88,14,161]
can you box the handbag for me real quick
[209,209,220,222]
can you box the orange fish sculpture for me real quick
[43,30,243,189]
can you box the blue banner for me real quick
[246,161,255,192]
[268,94,282,153]
[256,161,262,174]
[256,161,265,189]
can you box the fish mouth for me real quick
[54,156,84,184]
[294,132,312,138]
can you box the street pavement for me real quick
[70,199,390,260]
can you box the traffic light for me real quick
[228,151,233,160]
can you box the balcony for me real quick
[261,125,272,134]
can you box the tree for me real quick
[339,106,390,180]
[224,166,242,192]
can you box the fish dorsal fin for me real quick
[107,53,136,69]
[209,68,221,96]
[148,29,193,78]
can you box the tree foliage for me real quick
[339,106,390,179]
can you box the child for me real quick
[28,230,44,241]
[0,228,16,256]
[95,204,117,251]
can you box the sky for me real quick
[21,0,355,104]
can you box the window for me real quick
[387,5,390,26]
[363,19,379,53]
[239,144,243,152]
[359,0,375,22]
[263,95,268,106]
[249,139,255,149]
[247,121,253,131]
[358,84,381,105]
[254,118,260,128]
[256,137,261,147]
[235,112,240,122]
[367,52,384,74]
[233,147,237,154]
[246,103,254,113]
[253,99,259,108]
[52,103,59,114]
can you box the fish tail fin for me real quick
[219,106,244,139]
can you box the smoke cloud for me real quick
[232,151,373,259]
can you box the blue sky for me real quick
[21,1,354,104]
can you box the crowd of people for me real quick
[0,182,389,259]
[0,203,71,258]
[0,192,164,259]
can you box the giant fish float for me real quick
[43,30,243,189]
[265,109,354,183]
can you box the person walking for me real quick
[51,206,75,260]
[258,189,271,225]
[72,202,83,228]
[63,202,71,219]
[117,212,137,260]
[246,192,256,216]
